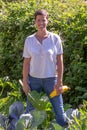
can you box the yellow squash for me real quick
[50,85,70,98]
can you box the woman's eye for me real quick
[37,19,40,22]
[43,20,46,22]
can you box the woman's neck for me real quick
[35,30,49,44]
[36,30,49,38]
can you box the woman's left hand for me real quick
[54,82,63,95]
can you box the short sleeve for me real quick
[23,38,31,58]
[56,35,63,55]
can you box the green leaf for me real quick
[15,120,24,130]
[27,91,48,110]
[30,110,47,129]
[52,122,64,130]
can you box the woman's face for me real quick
[35,15,48,31]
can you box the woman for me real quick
[22,9,68,128]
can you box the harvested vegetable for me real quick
[50,85,70,98]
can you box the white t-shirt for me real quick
[23,32,63,78]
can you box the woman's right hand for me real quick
[23,82,31,95]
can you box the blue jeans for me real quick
[26,75,68,127]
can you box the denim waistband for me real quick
[29,74,57,80]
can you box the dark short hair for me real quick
[34,9,48,20]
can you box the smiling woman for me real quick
[22,9,68,128]
[34,9,49,43]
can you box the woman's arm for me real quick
[23,58,31,95]
[55,54,64,93]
